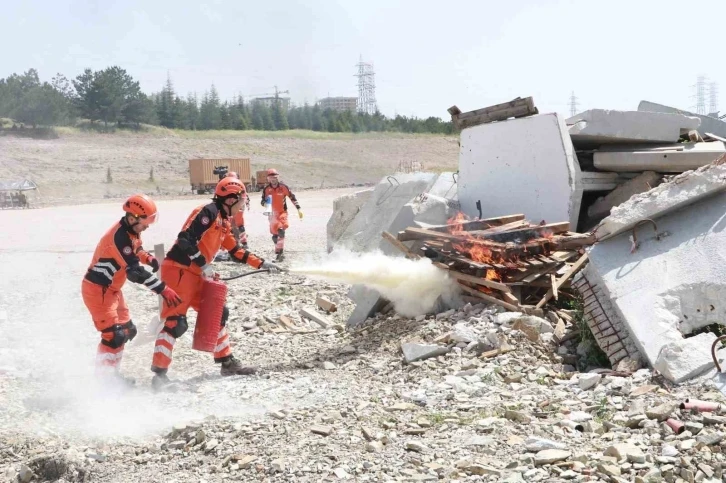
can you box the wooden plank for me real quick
[502,292,521,307]
[426,214,526,233]
[382,231,421,259]
[449,97,538,130]
[299,307,332,328]
[456,283,520,312]
[316,296,338,313]
[398,220,528,242]
[480,222,570,243]
[550,274,558,301]
[278,315,298,331]
[535,253,589,309]
[434,263,511,292]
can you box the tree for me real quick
[272,98,288,130]
[185,93,199,130]
[199,85,222,130]
[123,92,156,128]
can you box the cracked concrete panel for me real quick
[594,157,726,241]
[458,113,583,228]
[585,189,726,382]
[567,109,700,148]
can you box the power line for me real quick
[568,91,579,117]
[355,55,377,115]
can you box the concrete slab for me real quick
[593,142,726,172]
[587,171,662,221]
[639,100,726,140]
[458,113,583,228]
[567,109,700,148]
[326,189,374,253]
[594,157,726,240]
[335,173,457,328]
[584,189,726,382]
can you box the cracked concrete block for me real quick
[639,100,726,140]
[595,157,726,241]
[593,141,726,173]
[326,189,374,253]
[567,109,700,148]
[587,171,663,221]
[654,333,719,384]
[585,188,726,382]
[458,113,583,228]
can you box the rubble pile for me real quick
[6,298,726,482]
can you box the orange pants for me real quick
[151,260,232,372]
[82,279,132,369]
[269,212,289,253]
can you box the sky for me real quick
[2,0,725,120]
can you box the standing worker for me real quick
[150,176,281,390]
[82,194,182,384]
[260,168,302,261]
[225,172,250,249]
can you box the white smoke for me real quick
[290,249,461,317]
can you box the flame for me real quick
[446,212,503,282]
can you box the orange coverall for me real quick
[260,183,300,254]
[151,202,264,373]
[82,217,165,370]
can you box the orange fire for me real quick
[447,212,502,281]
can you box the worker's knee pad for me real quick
[220,306,229,328]
[239,226,246,234]
[272,235,278,244]
[163,315,188,338]
[277,228,285,238]
[123,320,137,342]
[101,324,128,349]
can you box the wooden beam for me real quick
[456,283,520,312]
[426,214,526,233]
[381,231,421,259]
[481,222,571,243]
[535,253,589,309]
[316,296,337,313]
[550,274,558,301]
[300,307,332,328]
[433,262,511,293]
[450,97,538,130]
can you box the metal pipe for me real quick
[220,269,272,281]
[712,335,726,373]
[680,399,724,413]
[630,218,659,254]
[665,418,685,435]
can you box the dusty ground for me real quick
[3,188,726,482]
[0,129,459,206]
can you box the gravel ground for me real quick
[3,189,726,483]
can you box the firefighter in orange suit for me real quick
[225,172,250,249]
[150,176,281,389]
[260,168,302,261]
[82,194,182,384]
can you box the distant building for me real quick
[318,97,358,113]
[252,97,291,111]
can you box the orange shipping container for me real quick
[189,158,252,194]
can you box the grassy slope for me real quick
[0,125,459,204]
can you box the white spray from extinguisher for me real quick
[289,249,460,317]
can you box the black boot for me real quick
[151,368,178,392]
[220,356,257,376]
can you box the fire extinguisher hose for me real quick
[219,269,271,281]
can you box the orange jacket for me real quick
[166,202,264,273]
[84,218,164,293]
[261,183,300,216]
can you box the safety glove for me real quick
[160,286,182,307]
[148,256,160,273]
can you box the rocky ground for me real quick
[2,191,726,483]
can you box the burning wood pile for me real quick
[384,213,597,314]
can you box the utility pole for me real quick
[693,75,707,115]
[710,81,719,116]
[355,55,378,115]
[569,91,579,117]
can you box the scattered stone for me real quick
[534,449,571,465]
[406,441,429,453]
[310,425,333,436]
[323,361,337,370]
[646,402,675,422]
[579,373,601,390]
[401,342,449,363]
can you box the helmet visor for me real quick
[138,212,158,225]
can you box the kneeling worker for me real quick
[82,194,182,384]
[151,176,281,389]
